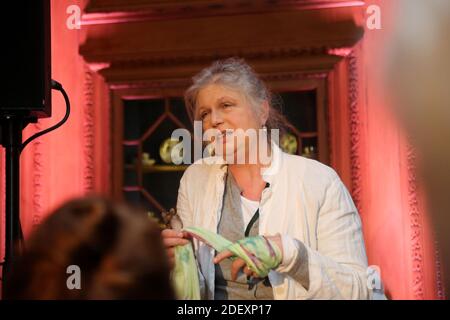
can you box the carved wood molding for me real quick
[109,79,190,91]
[406,145,425,299]
[347,49,442,299]
[88,44,345,68]
[347,51,362,214]
[108,70,328,92]
[263,71,329,81]
[96,46,344,86]
[435,242,446,299]
[83,66,95,193]
[32,123,44,227]
[83,0,365,25]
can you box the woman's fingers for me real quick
[165,246,176,270]
[161,228,190,248]
[230,258,247,281]
[165,247,175,269]
[243,265,253,277]
[213,250,233,264]
[231,262,260,281]
[180,231,193,239]
[161,228,184,238]
[214,252,260,280]
[163,236,190,248]
[161,229,192,270]
[167,247,175,259]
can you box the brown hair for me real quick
[4,196,174,300]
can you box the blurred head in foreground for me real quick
[4,196,174,299]
[387,0,450,294]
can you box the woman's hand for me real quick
[161,229,191,269]
[214,253,258,280]
[213,234,284,280]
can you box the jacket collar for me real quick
[261,142,283,186]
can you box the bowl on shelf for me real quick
[141,152,156,169]
[280,133,298,155]
[159,138,184,164]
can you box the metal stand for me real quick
[0,115,32,296]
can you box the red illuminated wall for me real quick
[0,0,443,299]
[351,0,443,299]
[0,0,110,266]
[19,0,110,235]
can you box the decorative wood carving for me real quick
[32,123,44,227]
[83,0,365,24]
[435,242,446,299]
[347,51,362,213]
[83,66,95,193]
[103,46,336,67]
[109,70,328,90]
[406,145,425,299]
[80,3,364,75]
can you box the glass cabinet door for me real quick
[120,89,325,217]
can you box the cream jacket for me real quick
[176,143,376,300]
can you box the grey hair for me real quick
[184,57,287,133]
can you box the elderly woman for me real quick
[163,57,375,300]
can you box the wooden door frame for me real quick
[109,63,351,199]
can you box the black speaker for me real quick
[0,0,51,118]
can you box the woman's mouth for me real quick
[216,129,233,143]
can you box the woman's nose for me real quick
[210,110,224,127]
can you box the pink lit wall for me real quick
[354,0,442,299]
[0,0,110,254]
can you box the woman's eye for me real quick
[200,111,209,119]
[222,102,232,108]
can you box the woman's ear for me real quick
[260,100,270,126]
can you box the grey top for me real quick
[214,172,274,300]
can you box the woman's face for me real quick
[195,83,263,161]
